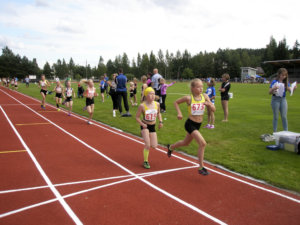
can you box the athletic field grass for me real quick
[9,81,300,193]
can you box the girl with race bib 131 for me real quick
[136,87,163,169]
[167,78,215,176]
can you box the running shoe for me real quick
[198,167,210,176]
[41,105,45,110]
[113,110,116,117]
[83,106,87,111]
[68,112,71,116]
[57,108,60,112]
[204,124,210,128]
[62,100,66,105]
[143,161,150,169]
[87,121,92,125]
[209,125,215,129]
[167,144,173,157]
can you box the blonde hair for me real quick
[190,78,202,88]
[222,73,230,81]
[141,75,147,83]
[129,81,134,86]
[160,78,165,83]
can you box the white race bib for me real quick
[66,89,72,97]
[145,109,157,121]
[191,103,205,115]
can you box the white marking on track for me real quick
[0,166,197,219]
[0,106,83,225]
[3,88,300,204]
[0,89,227,225]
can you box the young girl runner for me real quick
[160,78,175,113]
[219,73,231,122]
[53,80,64,111]
[140,75,148,102]
[83,79,98,124]
[129,82,135,106]
[204,78,216,129]
[167,78,215,176]
[63,81,75,116]
[100,76,105,102]
[136,87,163,169]
[38,74,51,109]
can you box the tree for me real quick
[97,56,107,77]
[106,59,116,76]
[292,40,300,59]
[182,68,194,79]
[121,53,130,73]
[274,38,290,60]
[43,62,52,78]
[149,51,157,72]
[68,58,75,76]
[140,53,149,74]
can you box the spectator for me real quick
[151,68,163,97]
[269,68,297,132]
[108,73,118,117]
[116,68,131,117]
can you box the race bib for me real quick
[145,109,157,121]
[191,103,205,115]
[66,89,72,97]
[41,81,45,87]
[56,87,62,93]
[87,90,94,98]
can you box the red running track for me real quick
[0,86,299,225]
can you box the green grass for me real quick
[12,81,300,193]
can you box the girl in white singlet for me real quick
[53,80,64,111]
[167,79,215,176]
[136,87,163,169]
[83,79,98,124]
[39,74,51,109]
[63,81,75,116]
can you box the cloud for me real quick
[0,0,299,68]
[35,0,50,7]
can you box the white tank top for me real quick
[87,87,95,98]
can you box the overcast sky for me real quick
[0,0,299,68]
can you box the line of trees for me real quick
[0,36,299,80]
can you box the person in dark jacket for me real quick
[116,68,131,117]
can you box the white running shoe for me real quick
[113,110,116,117]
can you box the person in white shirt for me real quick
[151,68,163,96]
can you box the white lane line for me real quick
[1,90,226,225]
[4,89,300,204]
[0,106,83,225]
[0,165,196,195]
[0,166,197,219]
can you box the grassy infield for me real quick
[14,81,300,193]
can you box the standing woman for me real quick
[219,73,231,122]
[108,73,118,117]
[83,79,98,124]
[269,68,297,132]
[39,74,51,109]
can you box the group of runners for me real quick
[1,70,233,175]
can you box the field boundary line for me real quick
[0,89,227,225]
[3,88,300,204]
[0,105,83,225]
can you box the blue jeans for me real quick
[271,96,288,132]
